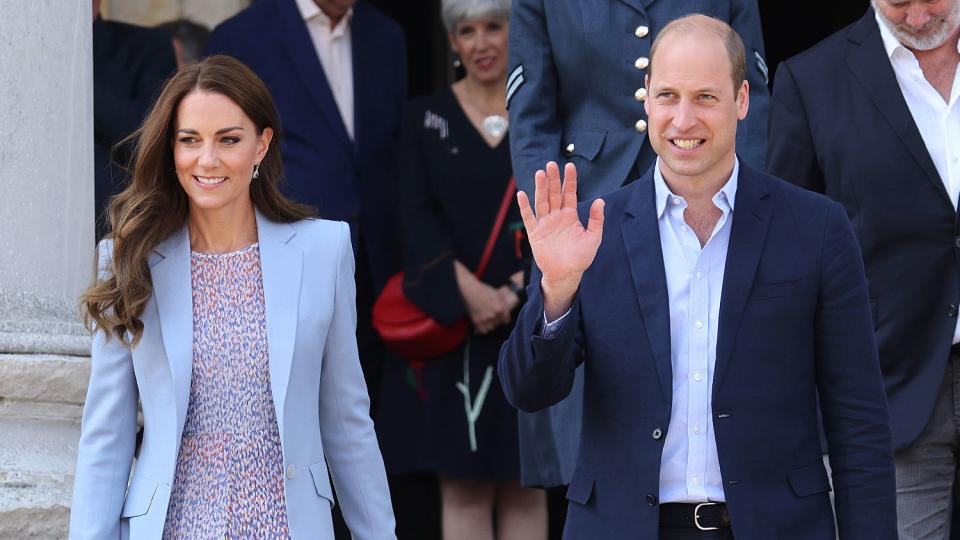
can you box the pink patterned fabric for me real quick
[162,243,290,539]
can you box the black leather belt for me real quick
[659,502,731,530]
[951,343,960,357]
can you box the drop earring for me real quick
[253,162,260,179]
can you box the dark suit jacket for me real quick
[498,163,896,539]
[767,9,958,451]
[507,0,772,487]
[93,18,177,239]
[205,0,407,290]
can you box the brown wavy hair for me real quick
[82,55,315,347]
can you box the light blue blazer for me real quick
[69,212,396,539]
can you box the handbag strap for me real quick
[474,176,517,278]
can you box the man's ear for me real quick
[644,74,651,116]
[736,80,749,120]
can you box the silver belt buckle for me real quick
[694,502,720,531]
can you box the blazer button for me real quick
[949,304,958,318]
[652,427,663,440]
[635,56,649,70]
[286,464,296,479]
[646,493,658,506]
[635,119,648,133]
[565,143,575,155]
[635,25,650,38]
[954,235,960,248]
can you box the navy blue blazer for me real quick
[767,9,960,452]
[507,0,771,487]
[498,164,897,539]
[206,0,407,288]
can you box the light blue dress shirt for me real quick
[543,158,739,503]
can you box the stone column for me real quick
[0,0,94,537]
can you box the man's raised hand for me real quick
[517,162,604,320]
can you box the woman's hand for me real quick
[455,262,514,334]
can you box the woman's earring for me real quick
[453,58,461,68]
[253,162,260,179]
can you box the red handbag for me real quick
[372,177,517,366]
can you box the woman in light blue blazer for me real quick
[70,55,395,539]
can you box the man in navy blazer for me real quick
[205,0,405,291]
[767,1,960,536]
[499,15,896,539]
[507,0,772,488]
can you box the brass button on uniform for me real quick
[635,25,649,38]
[286,464,296,479]
[565,143,575,155]
[635,56,649,70]
[635,88,647,102]
[635,119,648,132]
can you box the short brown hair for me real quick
[649,14,747,93]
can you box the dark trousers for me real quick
[659,527,735,540]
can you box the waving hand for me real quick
[517,162,604,320]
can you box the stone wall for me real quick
[0,0,94,537]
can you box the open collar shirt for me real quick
[295,0,355,140]
[543,158,739,503]
[876,14,960,343]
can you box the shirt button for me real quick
[286,464,296,479]
[692,474,700,485]
[695,320,703,329]
[672,197,681,205]
[693,422,701,434]
[635,56,649,70]
[696,271,703,279]
[652,427,663,440]
[694,370,703,382]
[635,119,648,132]
[635,25,649,38]
[635,87,647,102]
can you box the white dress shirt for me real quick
[295,0,355,140]
[876,14,960,343]
[544,158,739,503]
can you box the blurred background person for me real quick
[386,1,547,538]
[70,55,395,539]
[157,18,211,69]
[768,0,960,537]
[92,0,177,239]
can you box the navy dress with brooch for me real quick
[376,87,523,482]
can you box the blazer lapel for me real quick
[350,3,372,156]
[256,210,302,439]
[149,227,194,434]
[621,176,672,401]
[845,10,949,207]
[713,166,772,396]
[277,0,352,150]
